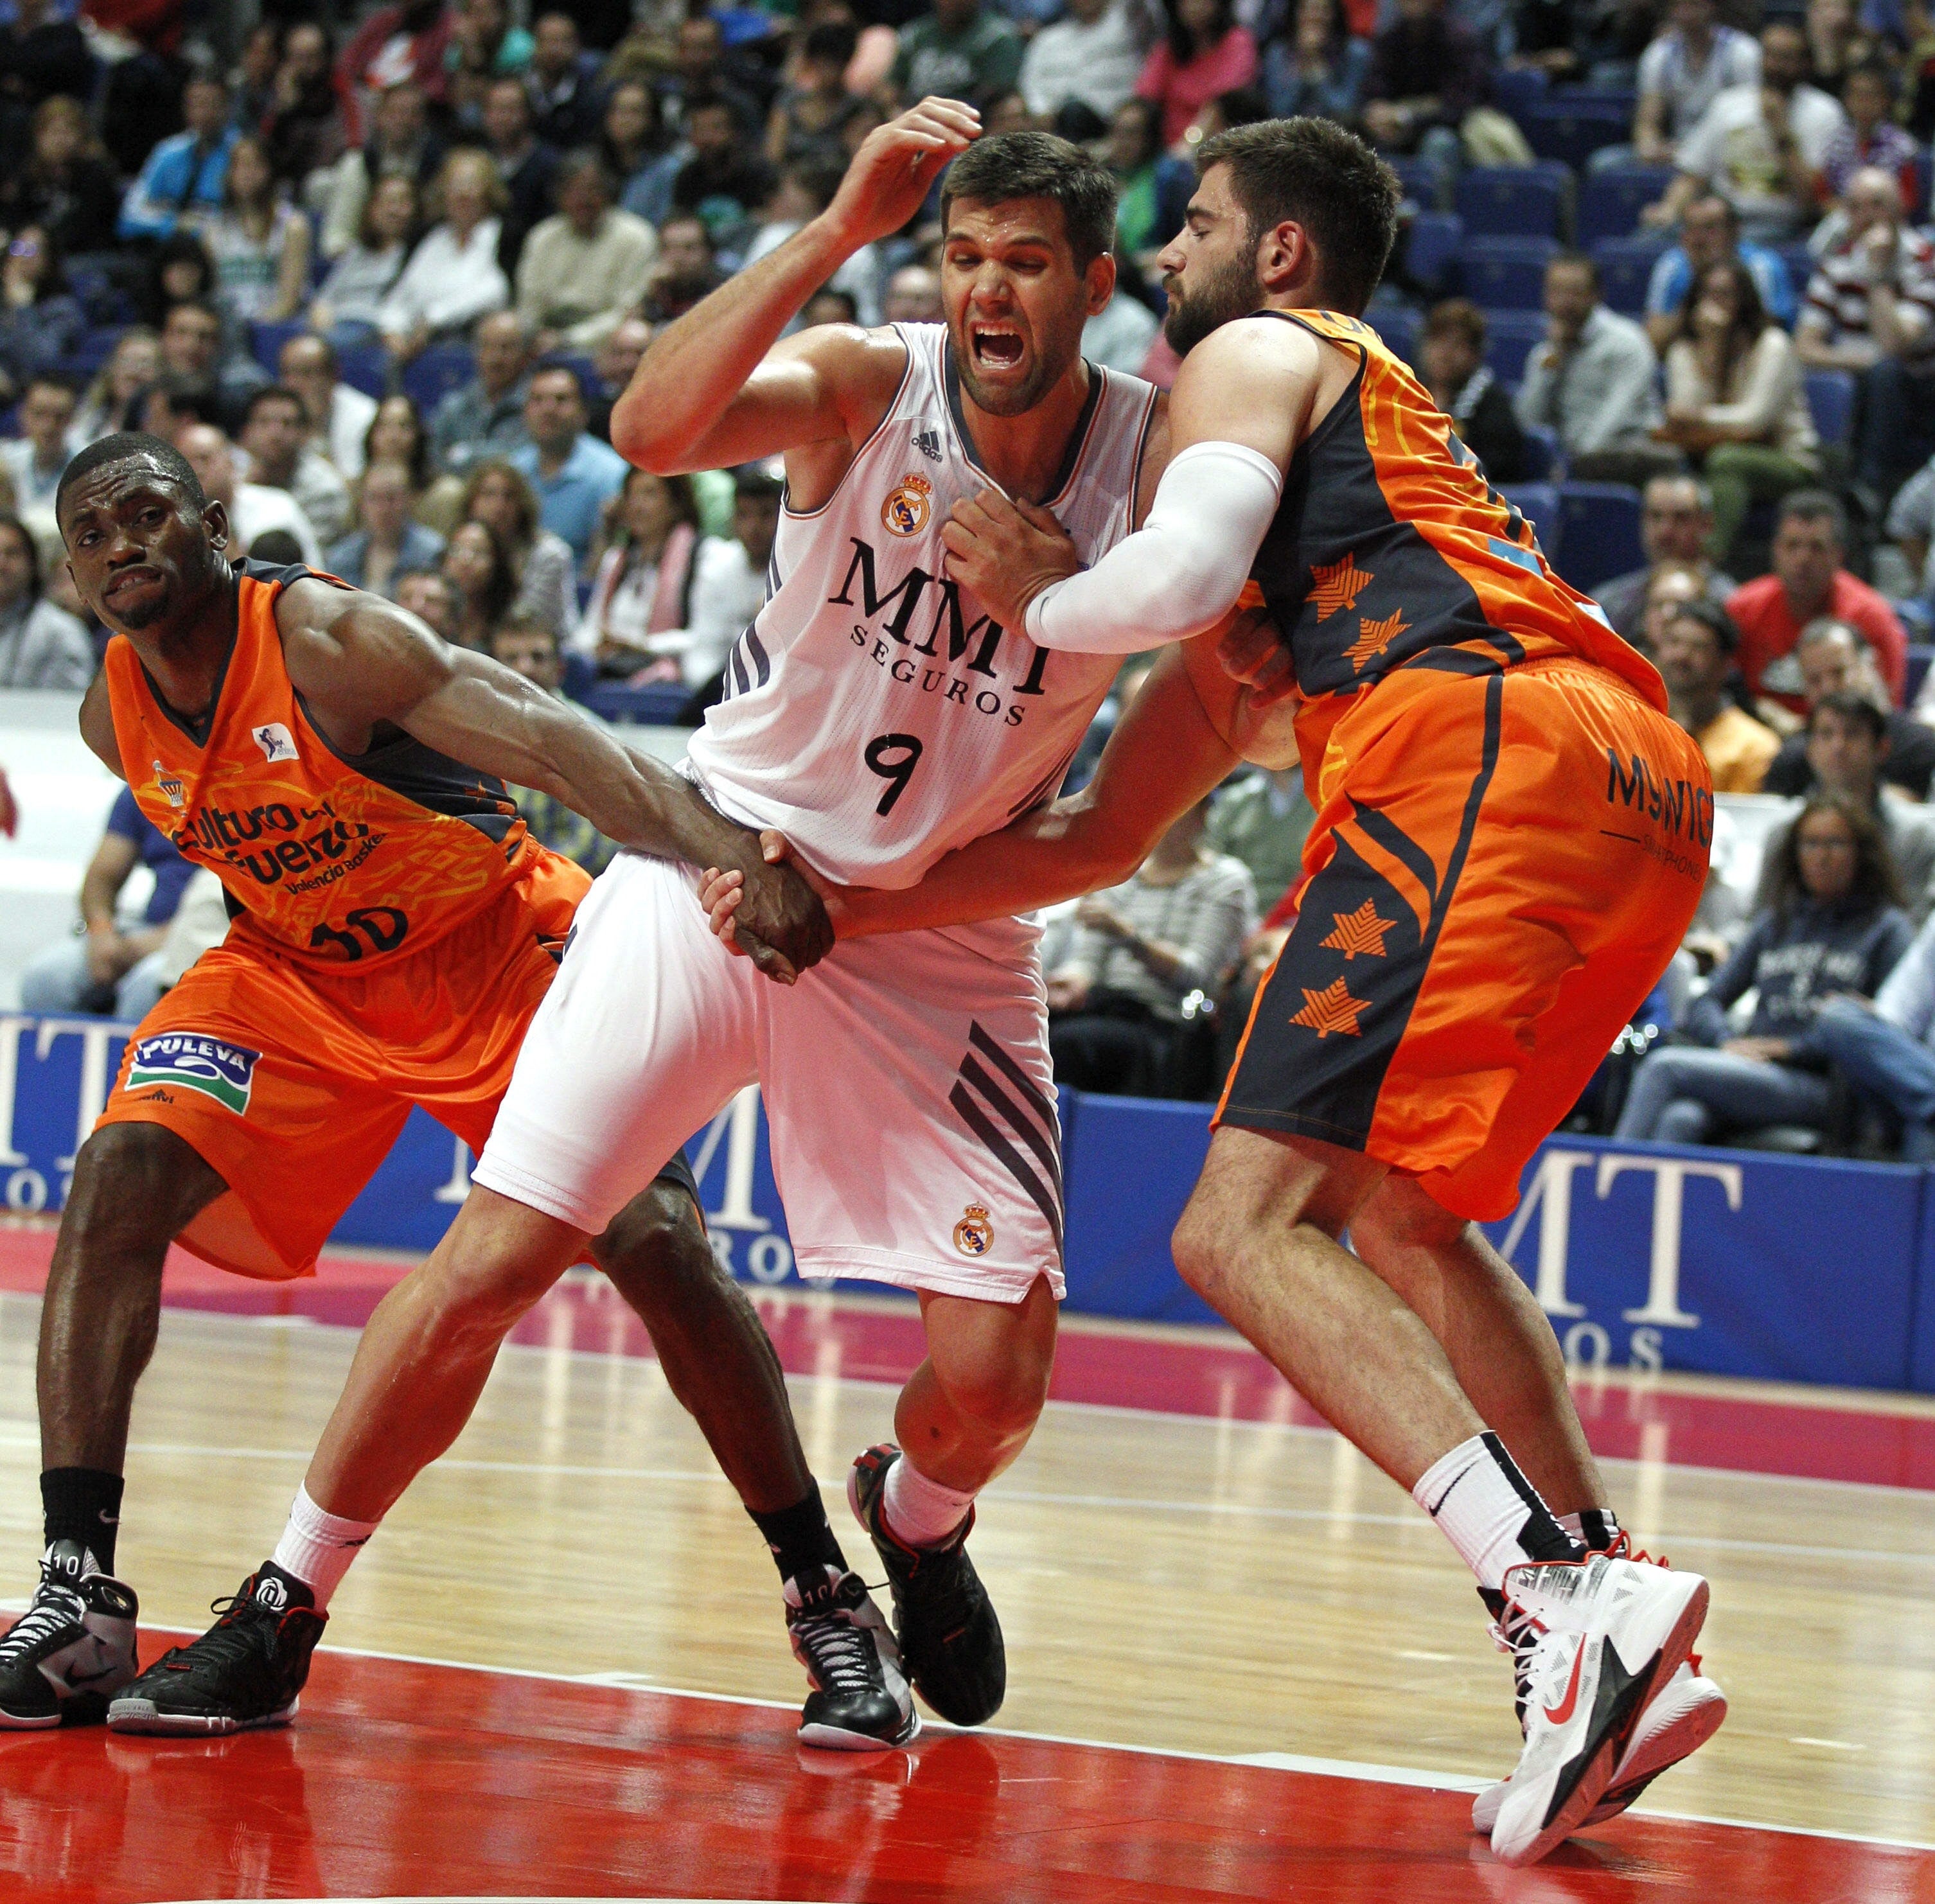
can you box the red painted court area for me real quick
[0,1222,1930,1494]
[4,1638,1928,1904]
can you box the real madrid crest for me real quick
[881,472,932,538]
[953,1202,994,1256]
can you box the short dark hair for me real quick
[734,466,784,503]
[940,130,1119,270]
[493,609,560,651]
[530,356,592,405]
[248,528,305,567]
[555,146,614,195]
[1422,297,1485,351]
[1809,688,1889,743]
[23,373,77,405]
[1663,595,1738,657]
[243,383,307,427]
[1550,247,1598,288]
[1194,118,1399,315]
[1780,488,1848,545]
[0,515,42,601]
[55,431,206,527]
[802,20,858,65]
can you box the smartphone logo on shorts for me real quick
[125,1034,261,1115]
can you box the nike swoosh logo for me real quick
[1543,1644,1587,1727]
[1426,1463,1474,1518]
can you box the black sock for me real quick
[1575,1506,1621,1553]
[750,1487,846,1585]
[42,1467,125,1573]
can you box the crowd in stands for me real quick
[18,0,1935,1143]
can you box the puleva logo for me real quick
[252,721,298,764]
[125,1033,261,1115]
[881,472,933,538]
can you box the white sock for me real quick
[270,1485,379,1612]
[882,1455,977,1550]
[1412,1432,1582,1593]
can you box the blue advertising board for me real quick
[0,1014,1924,1392]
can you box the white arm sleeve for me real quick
[1022,439,1284,655]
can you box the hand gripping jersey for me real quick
[685,322,1160,888]
[104,561,545,972]
[1247,310,1668,789]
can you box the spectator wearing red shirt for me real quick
[1135,0,1258,150]
[337,0,454,145]
[1726,490,1907,711]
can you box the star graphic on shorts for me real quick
[1319,900,1396,961]
[1290,978,1367,1038]
[1345,608,1409,671]
[1310,553,1373,621]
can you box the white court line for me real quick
[10,1432,1932,1573]
[2,1603,1928,1855]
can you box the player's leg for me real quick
[588,1176,915,1750]
[1347,1173,1605,1526]
[0,1123,226,1729]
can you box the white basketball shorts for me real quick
[475,852,1066,1303]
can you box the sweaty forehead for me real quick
[944,197,1070,251]
[60,460,191,528]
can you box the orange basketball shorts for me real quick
[1217,651,1712,1221]
[96,851,696,1280]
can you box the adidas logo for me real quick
[914,427,942,462]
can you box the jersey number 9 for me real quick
[863,732,924,817]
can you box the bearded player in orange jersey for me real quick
[0,431,921,1755]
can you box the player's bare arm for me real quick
[613,98,979,506]
[700,623,1296,946]
[276,579,833,976]
[78,673,125,781]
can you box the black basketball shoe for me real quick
[785,1563,919,1750]
[847,1444,1005,1727]
[107,1568,326,1736]
[0,1541,139,1729]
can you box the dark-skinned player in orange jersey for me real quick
[0,432,918,1754]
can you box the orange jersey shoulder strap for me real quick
[105,561,537,970]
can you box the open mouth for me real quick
[970,323,1025,371]
[103,567,163,603]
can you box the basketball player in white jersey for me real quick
[134,109,1174,1745]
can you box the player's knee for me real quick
[930,1327,1052,1440]
[1171,1196,1228,1307]
[592,1183,713,1321]
[65,1124,207,1260]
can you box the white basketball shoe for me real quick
[1485,1553,1711,1866]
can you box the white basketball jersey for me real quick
[685,323,1159,888]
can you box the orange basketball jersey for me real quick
[105,561,545,972]
[1249,308,1668,786]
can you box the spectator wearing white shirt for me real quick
[1020,0,1149,129]
[678,469,781,700]
[0,515,94,690]
[237,386,354,549]
[278,334,380,480]
[308,173,419,355]
[1644,21,1845,244]
[1624,0,1760,172]
[570,466,705,676]
[513,152,660,356]
[176,422,322,566]
[1798,166,1935,506]
[1082,286,1160,372]
[377,148,511,362]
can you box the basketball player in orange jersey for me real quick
[0,432,918,1754]
[703,119,1727,1865]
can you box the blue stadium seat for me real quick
[560,651,599,703]
[1904,642,1935,704]
[1403,211,1463,294]
[1804,368,1857,448]
[1367,304,1420,366]
[1776,242,1817,301]
[1489,65,1549,127]
[582,681,691,724]
[60,324,128,380]
[250,319,306,375]
[337,342,390,400]
[1518,424,1562,481]
[1555,482,1644,590]
[1915,148,1933,222]
[400,342,472,411]
[1526,98,1632,170]
[1481,309,1548,384]
[1456,163,1572,240]
[1460,236,1562,310]
[1499,483,1562,560]
[1577,166,1674,245]
[1590,235,1668,317]
[1386,155,1442,207]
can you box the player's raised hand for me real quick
[823,99,980,252]
[941,490,1081,630]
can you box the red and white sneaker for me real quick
[1471,1659,1727,1835]
[1486,1554,1710,1867]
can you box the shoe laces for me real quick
[790,1594,881,1695]
[0,1580,84,1661]
[1488,1596,1548,1729]
[159,1592,280,1675]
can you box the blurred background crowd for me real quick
[13,0,1935,1156]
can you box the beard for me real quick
[1163,252,1264,358]
[953,346,1063,419]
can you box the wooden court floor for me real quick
[1,1250,1933,1898]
